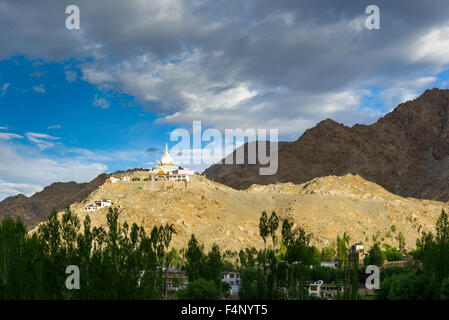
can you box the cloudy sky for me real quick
[1,0,449,200]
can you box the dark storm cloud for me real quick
[146,147,161,153]
[2,0,449,136]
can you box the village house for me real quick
[106,176,120,183]
[320,261,338,268]
[137,268,188,299]
[153,170,195,182]
[222,272,241,296]
[350,243,365,264]
[85,199,112,212]
[308,280,344,299]
[165,268,188,292]
[121,175,131,182]
[86,204,97,212]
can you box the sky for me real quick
[1,0,449,200]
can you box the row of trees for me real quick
[0,208,172,299]
[237,211,359,299]
[376,209,449,300]
[240,209,449,300]
[1,207,449,300]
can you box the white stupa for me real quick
[150,143,179,174]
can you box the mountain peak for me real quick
[0,174,107,229]
[208,88,449,201]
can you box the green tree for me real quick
[419,209,449,297]
[441,277,449,300]
[0,217,32,299]
[268,211,279,248]
[387,273,430,300]
[320,243,336,262]
[177,278,221,300]
[365,243,385,267]
[239,267,266,300]
[185,234,205,282]
[281,219,293,246]
[383,244,403,261]
[205,244,223,286]
[284,227,315,300]
[336,232,350,268]
[397,232,406,253]
[167,248,180,268]
[391,225,397,234]
[259,211,270,252]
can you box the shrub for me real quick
[177,278,221,300]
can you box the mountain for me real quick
[37,173,444,251]
[0,174,107,229]
[203,141,290,179]
[208,88,449,201]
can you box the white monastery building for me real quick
[151,143,195,181]
[87,144,194,211]
[106,176,120,183]
[150,143,180,175]
[85,199,112,212]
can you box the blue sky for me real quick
[0,56,185,200]
[0,56,176,168]
[2,0,449,200]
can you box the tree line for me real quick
[1,207,449,300]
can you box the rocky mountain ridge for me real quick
[209,89,449,202]
[0,174,107,229]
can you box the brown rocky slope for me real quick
[0,174,106,229]
[203,141,290,179]
[209,88,449,201]
[41,174,446,252]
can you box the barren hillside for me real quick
[38,173,446,252]
[0,174,107,228]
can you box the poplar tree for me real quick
[259,211,269,252]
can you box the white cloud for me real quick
[65,70,77,82]
[0,83,10,96]
[26,132,59,141]
[30,71,45,78]
[371,76,440,112]
[47,125,62,130]
[0,132,23,140]
[0,142,107,201]
[26,132,59,149]
[0,180,42,198]
[411,25,449,66]
[93,94,110,109]
[32,84,46,93]
[3,0,449,140]
[83,69,113,84]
